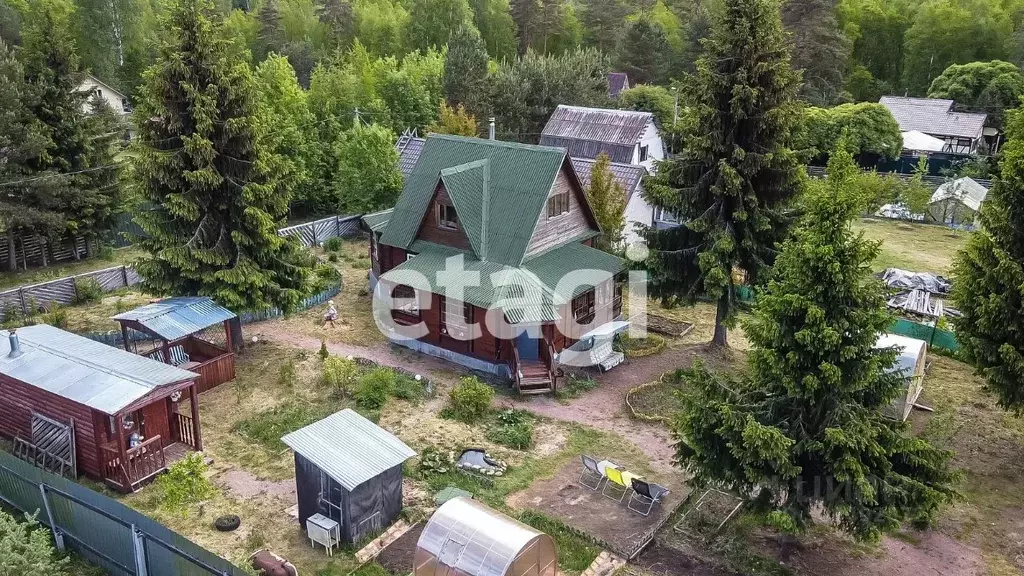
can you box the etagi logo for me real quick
[370,244,651,367]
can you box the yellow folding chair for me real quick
[601,466,630,502]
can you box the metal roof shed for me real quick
[414,497,557,576]
[282,409,416,544]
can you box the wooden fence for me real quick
[0,233,89,271]
[0,265,141,321]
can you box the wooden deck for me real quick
[101,437,193,493]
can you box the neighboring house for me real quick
[79,74,133,140]
[928,176,988,228]
[608,72,630,99]
[365,135,627,394]
[397,136,656,244]
[879,96,987,155]
[0,325,203,493]
[540,105,665,169]
[570,157,649,244]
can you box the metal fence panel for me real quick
[277,215,363,248]
[0,265,141,321]
[0,450,246,576]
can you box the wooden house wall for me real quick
[415,183,473,251]
[525,166,596,259]
[0,374,100,479]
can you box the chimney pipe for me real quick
[8,329,23,359]
[488,118,495,140]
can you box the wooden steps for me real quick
[518,360,553,394]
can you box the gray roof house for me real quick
[879,96,988,155]
[608,72,630,99]
[540,105,665,168]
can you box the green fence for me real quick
[0,450,245,576]
[890,318,960,352]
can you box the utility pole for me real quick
[353,108,360,128]
[671,86,679,127]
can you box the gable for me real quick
[525,159,600,260]
[413,180,474,252]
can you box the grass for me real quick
[233,400,340,450]
[853,218,970,274]
[0,247,143,291]
[276,237,386,348]
[518,510,603,572]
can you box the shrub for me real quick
[157,453,217,515]
[488,409,535,449]
[418,446,455,477]
[318,339,329,360]
[392,372,424,402]
[445,376,494,423]
[322,356,360,396]
[233,401,333,449]
[355,367,396,409]
[41,304,68,329]
[277,360,297,389]
[327,253,339,263]
[71,277,103,304]
[0,510,69,576]
[323,237,343,252]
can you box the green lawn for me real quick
[853,218,969,275]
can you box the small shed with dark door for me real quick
[112,297,239,393]
[282,409,416,545]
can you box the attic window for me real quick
[639,145,649,163]
[547,192,570,218]
[437,204,458,230]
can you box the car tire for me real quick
[214,514,241,532]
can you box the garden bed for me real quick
[375,522,424,575]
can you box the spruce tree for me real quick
[130,0,313,312]
[586,153,626,252]
[952,108,1024,413]
[443,25,489,120]
[615,16,671,85]
[675,147,960,541]
[256,0,283,60]
[641,0,803,346]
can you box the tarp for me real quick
[901,130,946,153]
[881,268,951,294]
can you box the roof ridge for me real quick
[426,133,567,154]
[440,158,490,176]
[556,104,652,117]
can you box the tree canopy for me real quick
[675,145,960,541]
[585,153,627,251]
[798,102,902,161]
[641,0,803,346]
[928,60,1024,129]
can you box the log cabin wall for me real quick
[525,166,596,260]
[415,183,473,251]
[0,374,100,478]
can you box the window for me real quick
[371,234,378,261]
[94,88,103,99]
[547,192,570,218]
[437,204,458,229]
[639,145,649,163]
[654,206,679,223]
[613,274,624,317]
[392,284,420,317]
[121,98,131,113]
[440,297,472,338]
[572,289,596,323]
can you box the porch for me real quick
[99,409,202,493]
[144,336,236,394]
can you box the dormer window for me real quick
[437,204,458,230]
[547,192,570,218]
[639,145,649,163]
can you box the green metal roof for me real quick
[363,208,393,232]
[379,135,569,266]
[381,240,625,322]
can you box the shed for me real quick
[414,497,557,576]
[112,297,238,393]
[928,177,988,227]
[0,325,202,492]
[282,409,416,544]
[876,334,928,421]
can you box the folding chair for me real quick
[578,455,605,491]
[628,478,670,516]
[601,465,630,502]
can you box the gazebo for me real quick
[112,297,238,393]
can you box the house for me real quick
[79,74,133,140]
[112,297,239,394]
[928,176,988,228]
[570,157,649,244]
[540,105,665,169]
[283,409,415,546]
[366,135,627,394]
[608,72,631,99]
[0,325,202,493]
[396,135,655,245]
[879,96,987,155]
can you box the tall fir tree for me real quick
[641,0,803,346]
[675,146,960,541]
[581,0,629,54]
[256,0,283,60]
[615,16,671,85]
[510,0,540,54]
[780,0,850,106]
[444,25,489,120]
[130,0,313,312]
[586,153,626,252]
[318,0,355,50]
[0,39,63,271]
[952,107,1024,413]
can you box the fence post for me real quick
[311,222,318,247]
[336,215,341,238]
[122,265,129,288]
[131,524,149,576]
[38,484,65,552]
[18,288,26,318]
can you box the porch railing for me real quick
[100,435,167,492]
[173,412,198,450]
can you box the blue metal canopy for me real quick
[112,297,237,342]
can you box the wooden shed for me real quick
[0,325,202,493]
[112,297,238,393]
